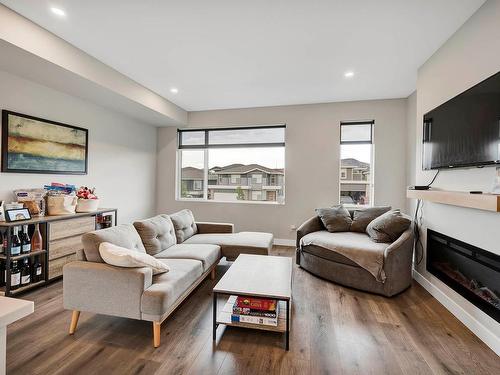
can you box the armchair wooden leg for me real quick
[210,268,216,280]
[69,310,80,335]
[153,322,161,348]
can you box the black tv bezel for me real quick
[422,70,500,171]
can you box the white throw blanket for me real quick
[300,231,390,282]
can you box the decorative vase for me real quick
[76,198,100,213]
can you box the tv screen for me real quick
[422,71,500,170]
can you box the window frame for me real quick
[339,121,374,207]
[193,180,203,191]
[252,173,263,184]
[177,125,286,205]
[340,121,373,144]
[178,124,286,149]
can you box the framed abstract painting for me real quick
[1,110,88,175]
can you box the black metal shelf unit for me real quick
[0,223,49,297]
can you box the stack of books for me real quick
[229,295,279,326]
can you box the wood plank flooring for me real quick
[6,246,499,375]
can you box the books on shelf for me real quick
[235,296,277,311]
[226,295,279,326]
[231,313,278,326]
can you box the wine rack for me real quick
[0,208,117,297]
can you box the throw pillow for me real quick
[350,206,391,233]
[99,242,169,275]
[170,209,198,243]
[366,209,412,243]
[133,214,177,256]
[315,205,352,232]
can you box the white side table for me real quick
[0,297,34,375]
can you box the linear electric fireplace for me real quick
[427,229,500,323]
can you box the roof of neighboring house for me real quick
[213,163,284,175]
[341,158,369,169]
[211,163,244,171]
[181,166,204,179]
[182,163,284,178]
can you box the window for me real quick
[252,174,262,184]
[177,125,285,204]
[179,149,205,199]
[340,121,374,206]
[193,180,202,190]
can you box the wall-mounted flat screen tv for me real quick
[422,71,500,170]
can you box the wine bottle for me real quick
[0,230,4,254]
[0,260,5,287]
[10,260,20,290]
[31,223,43,252]
[20,258,30,286]
[10,227,21,256]
[32,256,43,283]
[21,225,31,254]
[3,261,7,288]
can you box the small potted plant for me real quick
[76,186,100,213]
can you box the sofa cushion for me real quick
[300,231,390,282]
[82,224,146,263]
[350,206,391,233]
[141,258,203,317]
[315,205,352,232]
[183,231,272,261]
[99,242,169,275]
[366,209,411,243]
[155,244,221,271]
[170,209,198,243]
[133,214,176,256]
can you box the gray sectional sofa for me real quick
[63,209,273,347]
[296,208,414,297]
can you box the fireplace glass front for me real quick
[427,229,500,323]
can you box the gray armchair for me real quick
[296,214,414,297]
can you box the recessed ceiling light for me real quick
[344,71,355,78]
[170,88,179,94]
[50,7,66,17]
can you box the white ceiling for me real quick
[0,0,485,111]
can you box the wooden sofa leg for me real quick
[69,310,80,335]
[210,268,216,280]
[153,322,161,348]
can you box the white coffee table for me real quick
[0,296,34,375]
[212,254,292,350]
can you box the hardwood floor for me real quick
[6,246,499,375]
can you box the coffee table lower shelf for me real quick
[216,298,288,332]
[213,294,291,350]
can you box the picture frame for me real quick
[1,110,89,175]
[5,208,32,222]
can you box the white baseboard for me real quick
[274,238,295,247]
[413,269,500,356]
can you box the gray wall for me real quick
[0,70,157,223]
[157,98,407,240]
[412,0,500,352]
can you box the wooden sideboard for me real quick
[0,208,117,297]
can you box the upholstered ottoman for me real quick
[183,231,273,261]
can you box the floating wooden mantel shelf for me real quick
[407,189,500,212]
